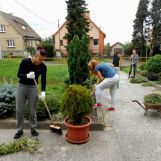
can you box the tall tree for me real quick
[123,42,134,56]
[151,0,161,55]
[65,0,90,43]
[42,36,54,45]
[41,36,55,57]
[68,35,91,84]
[132,0,150,57]
[65,0,91,85]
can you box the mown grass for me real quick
[0,57,113,97]
[0,58,68,98]
[0,58,21,82]
[46,64,68,97]
[120,66,129,73]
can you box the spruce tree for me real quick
[132,0,150,57]
[151,0,161,55]
[65,0,90,42]
[65,0,91,85]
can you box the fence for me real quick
[120,56,152,67]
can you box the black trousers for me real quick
[128,64,137,78]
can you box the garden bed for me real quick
[0,108,105,131]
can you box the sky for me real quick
[0,0,140,45]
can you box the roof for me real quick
[53,16,106,38]
[0,11,41,40]
[53,21,67,37]
[110,42,123,49]
[89,17,106,38]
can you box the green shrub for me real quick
[140,70,149,77]
[67,35,91,85]
[24,96,60,121]
[0,83,16,118]
[144,93,161,106]
[82,77,97,89]
[64,77,70,86]
[146,54,161,73]
[142,82,153,87]
[130,76,147,83]
[146,72,160,81]
[41,43,55,57]
[25,46,36,55]
[60,84,93,124]
[139,63,147,71]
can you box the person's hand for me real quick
[39,91,45,101]
[27,72,35,79]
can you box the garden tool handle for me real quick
[132,100,146,110]
[91,88,96,96]
[91,78,105,96]
[33,79,55,125]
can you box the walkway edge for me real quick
[0,109,105,131]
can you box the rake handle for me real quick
[33,78,55,125]
[91,78,105,96]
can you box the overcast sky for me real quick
[0,0,140,45]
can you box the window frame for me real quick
[28,40,32,47]
[93,39,99,46]
[60,39,63,46]
[0,25,6,32]
[7,40,15,48]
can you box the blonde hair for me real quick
[88,59,98,75]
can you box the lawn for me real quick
[0,57,114,97]
[0,58,68,98]
[120,66,130,73]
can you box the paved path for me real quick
[0,72,161,161]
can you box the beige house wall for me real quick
[54,21,102,56]
[55,25,68,55]
[89,23,99,53]
[0,14,24,55]
[0,14,41,56]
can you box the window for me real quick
[28,40,32,47]
[0,25,5,32]
[7,40,15,47]
[93,39,99,46]
[60,40,63,46]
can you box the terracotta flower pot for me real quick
[64,116,91,144]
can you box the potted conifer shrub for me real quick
[60,84,93,144]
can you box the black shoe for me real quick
[31,129,39,136]
[14,130,23,139]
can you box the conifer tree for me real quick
[132,0,150,56]
[68,35,90,84]
[65,0,90,42]
[150,0,161,55]
[65,0,91,85]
